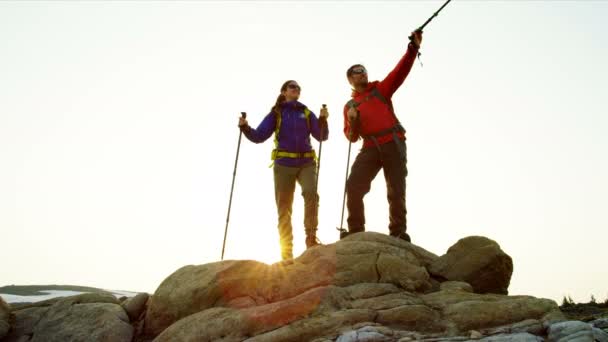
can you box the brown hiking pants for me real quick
[274,163,318,260]
[346,139,408,237]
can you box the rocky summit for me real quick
[2,232,607,342]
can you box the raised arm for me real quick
[377,31,423,98]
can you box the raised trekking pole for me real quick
[408,0,454,65]
[337,118,355,238]
[221,112,246,260]
[409,0,453,41]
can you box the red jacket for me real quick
[343,43,419,148]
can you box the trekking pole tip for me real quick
[322,104,327,108]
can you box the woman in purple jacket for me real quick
[238,80,329,261]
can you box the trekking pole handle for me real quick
[241,112,247,119]
[408,28,423,43]
[320,104,327,128]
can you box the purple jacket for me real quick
[242,101,329,167]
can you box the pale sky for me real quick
[1,1,606,304]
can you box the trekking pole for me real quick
[408,0,454,65]
[221,112,246,260]
[314,104,327,195]
[337,118,354,238]
[408,0,453,41]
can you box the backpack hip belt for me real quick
[271,149,317,160]
[360,123,405,155]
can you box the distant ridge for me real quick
[0,284,114,296]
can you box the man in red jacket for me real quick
[342,31,423,242]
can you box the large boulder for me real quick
[143,256,338,337]
[548,320,596,341]
[144,232,438,337]
[2,232,569,341]
[428,236,513,294]
[143,232,565,341]
[422,290,561,332]
[4,293,133,342]
[151,283,563,342]
[121,292,149,322]
[2,306,50,342]
[0,296,10,339]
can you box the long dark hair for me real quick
[271,80,296,116]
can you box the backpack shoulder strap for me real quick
[347,88,387,110]
[273,110,281,149]
[346,99,359,109]
[371,87,399,123]
[370,87,388,105]
[303,106,311,131]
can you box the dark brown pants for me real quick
[346,140,407,237]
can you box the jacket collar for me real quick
[281,100,305,110]
[351,81,379,98]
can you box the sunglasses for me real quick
[287,84,301,90]
[350,67,367,75]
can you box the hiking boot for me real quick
[391,232,411,243]
[339,228,364,240]
[339,229,350,240]
[306,235,321,248]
